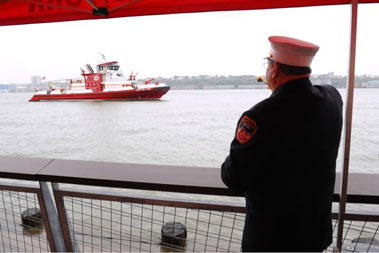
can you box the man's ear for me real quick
[271,62,279,78]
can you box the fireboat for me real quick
[29,61,170,102]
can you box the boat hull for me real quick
[29,86,170,102]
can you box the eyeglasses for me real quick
[263,57,274,69]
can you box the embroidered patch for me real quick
[236,116,258,144]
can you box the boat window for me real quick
[108,66,118,71]
[108,65,120,71]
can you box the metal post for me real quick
[52,182,81,252]
[39,181,67,252]
[337,0,358,251]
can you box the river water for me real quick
[0,88,378,173]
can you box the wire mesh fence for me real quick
[0,183,378,252]
[334,219,379,252]
[0,189,50,252]
[323,215,379,252]
[62,196,244,252]
[60,191,379,253]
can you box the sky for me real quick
[1,3,379,84]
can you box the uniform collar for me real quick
[270,77,312,97]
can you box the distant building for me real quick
[326,72,335,78]
[362,80,379,88]
[31,76,42,86]
[312,78,332,85]
[0,84,9,92]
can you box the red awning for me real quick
[0,0,378,26]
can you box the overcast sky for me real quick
[1,3,379,83]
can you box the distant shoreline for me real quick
[170,84,268,90]
[3,73,379,91]
[168,85,379,90]
[2,86,379,93]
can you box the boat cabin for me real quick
[95,61,126,82]
[96,61,120,73]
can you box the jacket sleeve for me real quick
[221,110,267,195]
[221,154,245,195]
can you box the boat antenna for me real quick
[98,52,106,62]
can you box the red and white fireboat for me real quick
[29,61,170,102]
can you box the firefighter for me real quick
[221,36,343,251]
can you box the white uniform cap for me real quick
[268,36,320,67]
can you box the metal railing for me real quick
[335,220,379,252]
[54,186,245,252]
[0,180,246,252]
[0,156,378,252]
[0,184,52,252]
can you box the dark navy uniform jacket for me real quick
[221,78,343,252]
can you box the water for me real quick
[0,89,378,173]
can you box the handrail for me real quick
[1,155,379,203]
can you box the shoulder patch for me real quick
[236,115,258,144]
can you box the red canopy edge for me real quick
[0,0,378,26]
